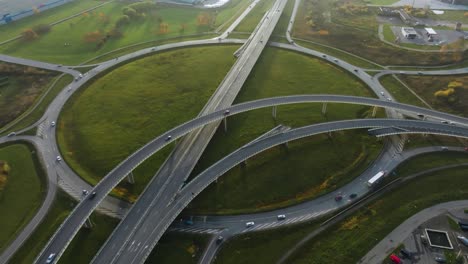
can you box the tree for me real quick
[115,15,130,28]
[108,27,123,38]
[83,30,103,43]
[159,23,169,34]
[21,28,38,41]
[33,24,51,35]
[122,7,138,19]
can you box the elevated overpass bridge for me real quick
[35,94,468,264]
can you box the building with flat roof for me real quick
[402,27,418,39]
[425,28,437,35]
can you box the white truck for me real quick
[367,171,385,187]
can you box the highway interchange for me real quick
[1,0,468,263]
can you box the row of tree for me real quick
[21,24,51,41]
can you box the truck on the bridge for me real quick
[367,171,385,187]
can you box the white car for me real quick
[56,156,62,162]
[277,214,286,220]
[245,221,255,228]
[46,253,56,263]
[51,121,56,127]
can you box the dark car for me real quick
[216,236,224,244]
[349,193,358,199]
[89,191,97,199]
[335,195,343,201]
[400,248,411,259]
[184,220,194,226]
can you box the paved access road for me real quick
[360,200,468,264]
[177,147,468,262]
[0,54,81,77]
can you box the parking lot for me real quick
[396,212,468,264]
[390,26,468,46]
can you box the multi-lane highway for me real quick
[1,4,468,262]
[91,0,289,263]
[2,44,466,264]
[32,92,468,263]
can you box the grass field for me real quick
[58,46,238,197]
[9,190,76,264]
[58,46,376,210]
[0,0,107,42]
[146,232,209,263]
[189,131,382,214]
[271,0,293,36]
[0,63,58,129]
[9,187,208,263]
[215,220,322,264]
[429,10,468,24]
[296,39,383,69]
[214,152,468,263]
[399,74,468,117]
[187,47,379,214]
[379,75,427,108]
[59,213,119,264]
[0,143,45,254]
[292,0,466,66]
[234,0,275,32]
[0,0,249,64]
[289,163,468,263]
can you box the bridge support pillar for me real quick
[272,106,277,119]
[127,171,135,184]
[223,117,228,132]
[322,103,327,115]
[372,106,378,117]
[84,217,93,229]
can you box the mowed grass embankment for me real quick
[57,46,238,199]
[214,152,468,264]
[187,47,380,214]
[0,0,249,64]
[0,143,45,254]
